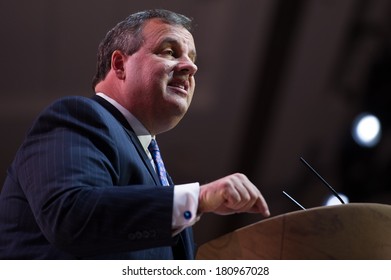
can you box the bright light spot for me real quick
[324,193,349,206]
[352,113,381,147]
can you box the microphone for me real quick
[300,157,345,204]
[283,157,346,210]
[283,190,306,210]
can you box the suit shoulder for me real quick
[26,95,120,137]
[47,95,100,111]
[40,95,111,121]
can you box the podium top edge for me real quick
[240,202,391,230]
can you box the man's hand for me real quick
[198,173,270,217]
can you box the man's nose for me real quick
[176,56,198,76]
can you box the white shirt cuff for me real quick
[172,182,200,235]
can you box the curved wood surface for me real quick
[196,203,391,259]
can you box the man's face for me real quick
[123,19,198,135]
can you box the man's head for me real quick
[93,9,198,135]
[92,9,193,88]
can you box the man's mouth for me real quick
[168,79,189,94]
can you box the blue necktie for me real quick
[148,139,170,186]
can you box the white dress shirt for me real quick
[96,93,200,234]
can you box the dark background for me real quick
[1,0,391,246]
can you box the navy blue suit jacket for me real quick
[0,95,195,259]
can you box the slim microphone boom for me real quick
[300,157,345,204]
[282,191,306,210]
[283,157,346,210]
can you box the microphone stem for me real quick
[300,157,345,204]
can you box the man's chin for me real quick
[165,95,191,115]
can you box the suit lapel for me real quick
[92,95,194,259]
[91,95,161,186]
[126,130,162,186]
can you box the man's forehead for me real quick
[142,19,196,47]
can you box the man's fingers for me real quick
[248,196,270,217]
[227,174,267,213]
[199,173,270,217]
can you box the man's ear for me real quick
[111,50,127,80]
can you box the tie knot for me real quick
[147,138,170,186]
[148,138,159,153]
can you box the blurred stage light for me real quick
[324,193,349,206]
[352,113,381,148]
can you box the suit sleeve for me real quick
[15,97,174,257]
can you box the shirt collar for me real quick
[96,92,153,152]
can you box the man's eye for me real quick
[163,49,175,56]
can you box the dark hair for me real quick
[92,9,193,89]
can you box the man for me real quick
[0,9,269,259]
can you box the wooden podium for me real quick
[196,203,391,259]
